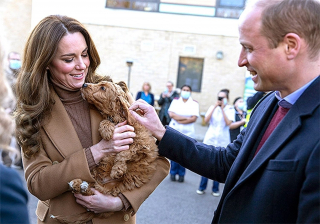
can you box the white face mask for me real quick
[181,90,191,99]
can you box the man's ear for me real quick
[283,33,301,60]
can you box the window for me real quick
[218,0,245,7]
[106,0,246,18]
[106,0,159,12]
[176,57,204,92]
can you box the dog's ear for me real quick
[115,81,134,105]
[115,86,136,125]
[120,96,136,125]
[116,81,128,93]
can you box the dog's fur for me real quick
[53,81,158,224]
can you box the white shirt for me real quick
[168,97,199,138]
[203,104,235,147]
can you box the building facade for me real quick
[1,0,248,112]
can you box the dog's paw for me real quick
[99,120,114,141]
[68,180,74,190]
[80,181,89,193]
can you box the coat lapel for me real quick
[234,76,320,187]
[90,106,103,145]
[222,93,277,192]
[43,92,83,158]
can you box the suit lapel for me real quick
[222,94,277,192]
[236,107,300,184]
[233,76,320,188]
[43,92,83,158]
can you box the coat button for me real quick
[124,214,130,221]
[52,161,59,165]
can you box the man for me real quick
[157,81,179,126]
[129,0,320,223]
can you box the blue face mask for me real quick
[181,90,191,99]
[223,98,228,105]
[9,59,21,70]
[237,102,245,110]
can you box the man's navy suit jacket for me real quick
[0,164,29,223]
[158,76,320,223]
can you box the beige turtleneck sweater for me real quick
[51,79,97,169]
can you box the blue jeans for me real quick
[198,176,219,192]
[170,161,186,176]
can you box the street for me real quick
[17,168,223,224]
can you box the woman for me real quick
[135,82,154,106]
[196,89,234,196]
[229,97,247,142]
[167,85,199,182]
[15,15,169,224]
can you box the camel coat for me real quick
[22,91,170,224]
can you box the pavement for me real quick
[16,118,220,224]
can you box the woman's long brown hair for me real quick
[15,15,111,158]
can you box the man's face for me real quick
[166,83,173,92]
[237,7,290,96]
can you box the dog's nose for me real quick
[82,83,88,88]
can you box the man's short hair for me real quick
[250,0,320,60]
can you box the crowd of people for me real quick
[1,0,319,223]
[0,38,30,223]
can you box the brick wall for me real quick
[0,0,32,56]
[0,0,247,113]
[87,24,246,112]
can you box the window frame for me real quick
[176,56,204,93]
[106,0,246,19]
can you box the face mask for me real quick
[237,102,244,110]
[181,91,191,99]
[9,59,21,70]
[223,98,228,105]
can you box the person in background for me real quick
[244,91,265,127]
[5,51,21,92]
[0,37,30,224]
[135,81,154,106]
[229,97,246,142]
[3,51,24,169]
[196,89,234,196]
[1,51,20,168]
[167,85,199,182]
[158,81,179,126]
[129,0,320,222]
[15,15,169,224]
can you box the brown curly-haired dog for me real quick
[53,81,158,224]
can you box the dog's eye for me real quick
[101,86,106,91]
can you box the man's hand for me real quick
[129,99,166,141]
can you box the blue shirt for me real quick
[275,76,318,108]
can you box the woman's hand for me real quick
[74,188,123,213]
[91,121,136,164]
